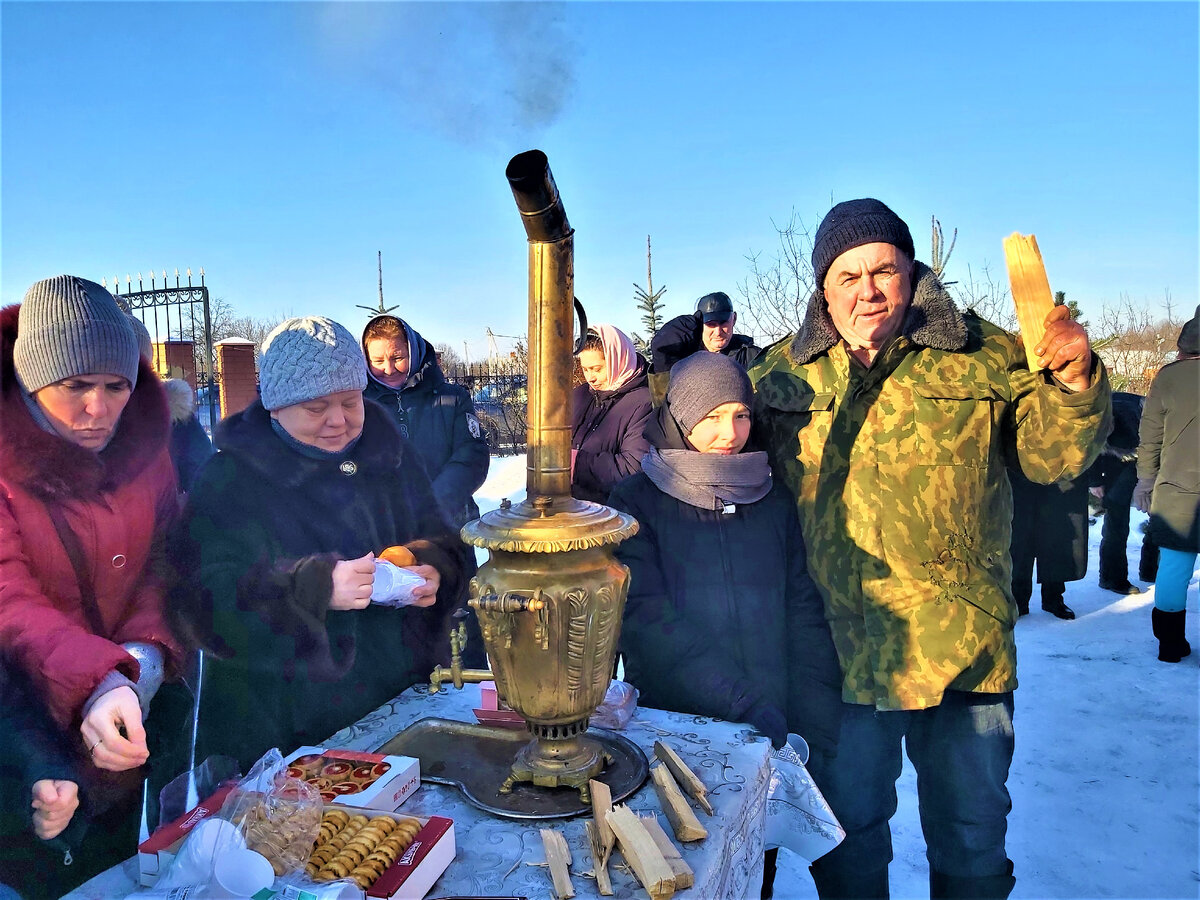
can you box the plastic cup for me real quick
[212,847,274,898]
[159,816,246,887]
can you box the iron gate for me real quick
[106,269,218,431]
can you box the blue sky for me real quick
[3,1,1196,359]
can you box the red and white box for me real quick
[472,680,525,729]
[138,789,455,898]
[282,746,421,811]
[137,781,238,887]
[344,806,455,899]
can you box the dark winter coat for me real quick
[0,661,86,859]
[1087,392,1143,491]
[168,399,472,771]
[1139,358,1200,552]
[570,363,654,504]
[164,378,215,493]
[650,312,762,373]
[362,332,489,530]
[0,304,183,732]
[608,475,842,754]
[1009,468,1089,586]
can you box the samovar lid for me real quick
[460,497,637,553]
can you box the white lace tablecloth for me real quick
[65,684,771,899]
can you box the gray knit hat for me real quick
[13,275,140,393]
[812,198,915,289]
[667,351,753,433]
[259,316,368,411]
[127,315,153,361]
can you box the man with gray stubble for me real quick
[750,199,1111,899]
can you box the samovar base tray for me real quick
[375,717,649,820]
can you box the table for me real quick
[66,685,772,899]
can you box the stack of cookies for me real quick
[307,809,422,889]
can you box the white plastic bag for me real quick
[369,559,427,607]
[764,733,845,862]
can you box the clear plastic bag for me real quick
[221,749,324,878]
[369,559,426,607]
[590,680,638,730]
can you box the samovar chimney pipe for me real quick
[445,151,642,810]
[505,150,574,508]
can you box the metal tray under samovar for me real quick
[377,717,648,820]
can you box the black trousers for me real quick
[1099,463,1137,584]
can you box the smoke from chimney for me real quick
[314,2,579,149]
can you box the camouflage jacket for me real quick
[749,263,1111,710]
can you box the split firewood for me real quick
[640,814,694,890]
[606,804,676,900]
[653,741,713,815]
[585,820,614,895]
[1003,232,1057,371]
[589,778,616,858]
[650,763,708,842]
[540,828,576,900]
[588,778,616,893]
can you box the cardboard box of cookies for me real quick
[282,746,421,812]
[138,789,455,899]
[306,805,455,899]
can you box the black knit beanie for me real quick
[812,198,915,289]
[666,352,753,433]
[1178,305,1200,356]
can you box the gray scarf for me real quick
[642,446,772,511]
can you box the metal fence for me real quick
[443,364,528,453]
[108,269,219,429]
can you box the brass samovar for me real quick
[450,150,640,801]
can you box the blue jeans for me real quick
[807,690,1015,889]
[1154,547,1197,613]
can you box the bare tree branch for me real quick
[736,210,818,343]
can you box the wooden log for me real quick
[540,828,576,900]
[650,763,708,842]
[1003,232,1057,371]
[607,805,676,900]
[640,814,694,890]
[653,741,713,816]
[585,820,614,895]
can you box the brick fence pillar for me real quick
[215,338,258,420]
[153,340,198,390]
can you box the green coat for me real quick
[749,264,1111,710]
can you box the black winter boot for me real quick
[930,860,1016,900]
[1040,583,1075,620]
[1152,608,1192,663]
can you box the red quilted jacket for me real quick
[0,304,183,730]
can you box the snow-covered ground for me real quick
[477,455,1200,899]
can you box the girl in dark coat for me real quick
[361,315,489,529]
[608,352,842,900]
[571,324,654,504]
[607,352,842,753]
[170,316,471,771]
